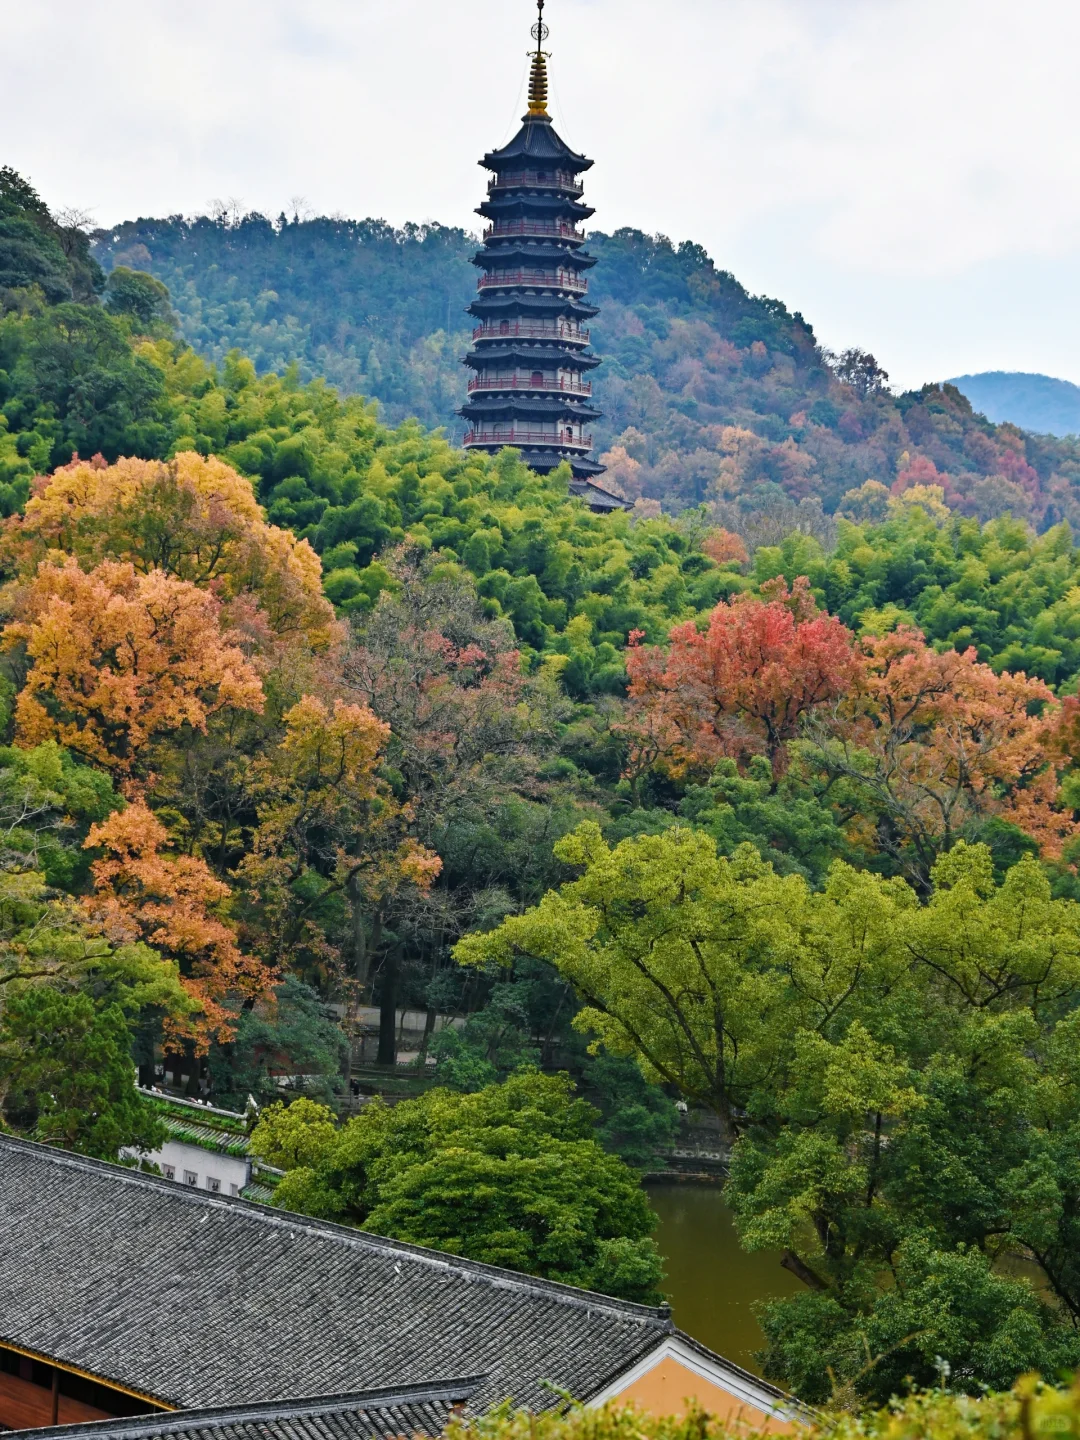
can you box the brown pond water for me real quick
[647,1183,803,1374]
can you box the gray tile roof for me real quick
[2,1379,482,1440]
[0,1137,673,1416]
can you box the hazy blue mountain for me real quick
[949,371,1080,437]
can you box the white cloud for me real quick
[5,0,1077,389]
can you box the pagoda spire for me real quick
[527,0,549,115]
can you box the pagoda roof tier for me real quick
[464,344,600,371]
[468,293,598,319]
[482,114,592,173]
[569,470,627,497]
[471,243,597,270]
[459,395,602,422]
[477,197,595,223]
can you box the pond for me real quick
[647,1182,803,1374]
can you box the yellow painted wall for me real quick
[612,1356,795,1432]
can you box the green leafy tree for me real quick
[456,822,906,1144]
[0,987,166,1158]
[251,1070,665,1302]
[104,267,175,334]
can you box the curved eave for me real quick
[460,396,603,421]
[468,294,599,319]
[481,116,593,172]
[478,198,595,223]
[464,445,609,485]
[465,346,600,370]
[471,244,596,270]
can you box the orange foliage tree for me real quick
[624,576,861,778]
[701,527,749,569]
[804,625,1080,888]
[4,451,337,650]
[5,557,265,772]
[83,803,274,1048]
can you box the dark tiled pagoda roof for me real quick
[468,243,596,270]
[0,1137,669,1415]
[467,293,597,319]
[482,115,592,172]
[568,478,632,511]
[465,344,599,371]
[2,1380,481,1440]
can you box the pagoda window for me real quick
[499,320,510,334]
[531,371,545,387]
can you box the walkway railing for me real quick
[483,220,585,241]
[467,374,592,395]
[488,169,583,194]
[463,428,592,449]
[478,269,587,292]
[472,322,590,342]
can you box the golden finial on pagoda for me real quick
[527,0,550,114]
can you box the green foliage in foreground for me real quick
[251,1071,665,1303]
[447,1379,1080,1440]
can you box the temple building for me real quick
[460,2,629,512]
[0,1136,799,1434]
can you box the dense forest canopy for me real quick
[6,168,1080,1406]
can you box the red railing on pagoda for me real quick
[463,428,593,449]
[483,220,585,241]
[478,269,587,292]
[467,374,593,395]
[472,321,590,343]
[488,170,583,195]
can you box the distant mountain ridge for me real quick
[949,371,1080,438]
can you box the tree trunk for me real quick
[377,950,398,1066]
[781,1248,827,1291]
[419,1005,437,1060]
[347,872,368,987]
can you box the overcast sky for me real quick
[6,0,1078,391]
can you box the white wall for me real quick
[144,1139,250,1196]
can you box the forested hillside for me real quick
[10,165,1080,1405]
[91,211,1080,523]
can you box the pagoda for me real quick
[460,2,628,510]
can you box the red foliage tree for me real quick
[624,576,861,776]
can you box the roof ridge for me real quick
[4,1379,486,1440]
[0,1135,671,1326]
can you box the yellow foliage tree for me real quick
[5,451,337,649]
